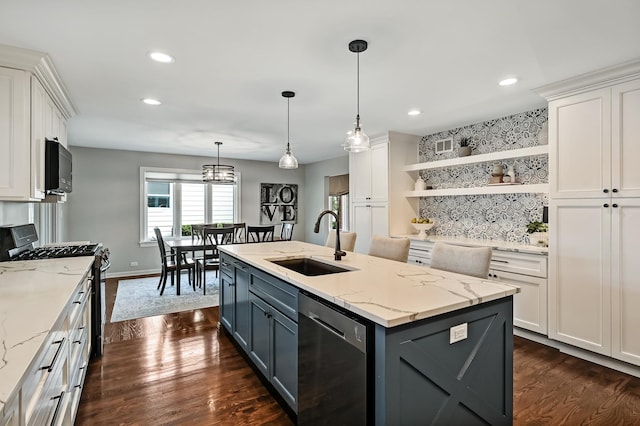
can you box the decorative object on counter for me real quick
[414,176,427,191]
[343,39,370,152]
[202,141,235,183]
[411,217,435,237]
[260,183,298,224]
[526,221,549,247]
[458,136,472,157]
[278,91,298,169]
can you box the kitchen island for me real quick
[218,241,519,425]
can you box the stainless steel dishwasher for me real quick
[298,292,370,425]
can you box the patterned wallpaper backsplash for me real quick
[417,108,548,244]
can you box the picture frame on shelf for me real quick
[434,137,453,154]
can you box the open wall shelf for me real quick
[404,183,549,197]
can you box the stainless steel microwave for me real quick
[45,138,72,194]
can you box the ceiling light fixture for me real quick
[142,98,162,105]
[499,77,518,86]
[408,109,422,116]
[149,51,175,63]
[343,39,370,153]
[279,90,299,169]
[202,141,235,184]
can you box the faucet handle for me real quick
[335,250,347,261]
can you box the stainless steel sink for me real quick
[269,257,353,276]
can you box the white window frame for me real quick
[139,167,241,246]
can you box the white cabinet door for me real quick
[492,269,547,335]
[0,67,31,200]
[549,88,611,199]
[349,142,388,203]
[611,198,640,365]
[31,76,48,199]
[549,199,612,355]
[351,202,388,254]
[611,79,640,198]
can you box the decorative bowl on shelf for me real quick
[412,221,435,238]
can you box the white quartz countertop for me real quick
[0,257,94,412]
[394,234,548,255]
[218,241,519,328]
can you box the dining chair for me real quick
[325,231,357,252]
[247,225,275,242]
[367,235,410,263]
[279,222,295,241]
[196,226,235,294]
[429,242,492,279]
[232,222,246,243]
[153,227,195,296]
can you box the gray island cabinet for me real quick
[218,241,518,425]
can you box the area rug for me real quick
[110,273,219,322]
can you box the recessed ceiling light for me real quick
[499,77,518,86]
[408,109,422,116]
[148,51,175,63]
[142,98,162,105]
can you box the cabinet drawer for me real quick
[220,254,236,278]
[249,268,298,322]
[407,255,430,267]
[490,251,548,278]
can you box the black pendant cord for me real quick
[287,97,291,151]
[356,51,360,128]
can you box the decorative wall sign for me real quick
[260,183,298,224]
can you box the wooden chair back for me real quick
[280,222,294,241]
[247,225,275,242]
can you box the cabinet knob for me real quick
[612,188,618,193]
[603,189,609,193]
[612,203,618,208]
[604,203,609,208]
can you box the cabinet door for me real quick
[31,76,48,199]
[220,272,235,333]
[270,308,298,412]
[611,199,640,365]
[492,269,547,335]
[611,79,640,198]
[248,293,270,377]
[369,142,389,202]
[352,203,372,254]
[0,67,31,200]
[233,264,250,352]
[548,199,611,355]
[350,149,371,202]
[549,88,611,198]
[370,202,389,239]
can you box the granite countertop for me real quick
[0,257,94,412]
[219,241,519,329]
[394,234,549,255]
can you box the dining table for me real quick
[165,238,215,295]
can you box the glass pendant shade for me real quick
[279,90,298,169]
[344,40,370,153]
[279,143,299,169]
[202,141,235,184]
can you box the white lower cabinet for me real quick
[407,240,548,335]
[4,270,92,426]
[550,198,640,365]
[352,202,388,254]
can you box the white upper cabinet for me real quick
[350,142,389,203]
[0,44,75,201]
[611,79,640,198]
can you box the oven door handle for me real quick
[100,259,111,272]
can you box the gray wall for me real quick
[303,155,349,245]
[0,201,32,226]
[67,147,306,275]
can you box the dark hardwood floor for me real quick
[76,276,640,425]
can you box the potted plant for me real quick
[526,221,549,247]
[458,137,473,157]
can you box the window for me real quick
[328,174,350,231]
[140,167,240,242]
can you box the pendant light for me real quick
[279,90,299,169]
[202,141,235,184]
[343,39,370,152]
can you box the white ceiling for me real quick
[1,0,639,164]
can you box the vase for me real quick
[458,146,471,157]
[529,231,548,247]
[414,177,426,191]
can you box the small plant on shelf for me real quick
[526,221,549,247]
[526,221,548,234]
[458,136,473,157]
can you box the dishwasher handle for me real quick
[299,293,368,354]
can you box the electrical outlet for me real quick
[129,261,138,267]
[449,323,468,344]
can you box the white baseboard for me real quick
[106,269,159,279]
[514,327,640,378]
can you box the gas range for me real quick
[10,243,101,260]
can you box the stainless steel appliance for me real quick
[0,223,110,357]
[298,292,371,425]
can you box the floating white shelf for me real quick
[403,145,549,172]
[404,184,549,197]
